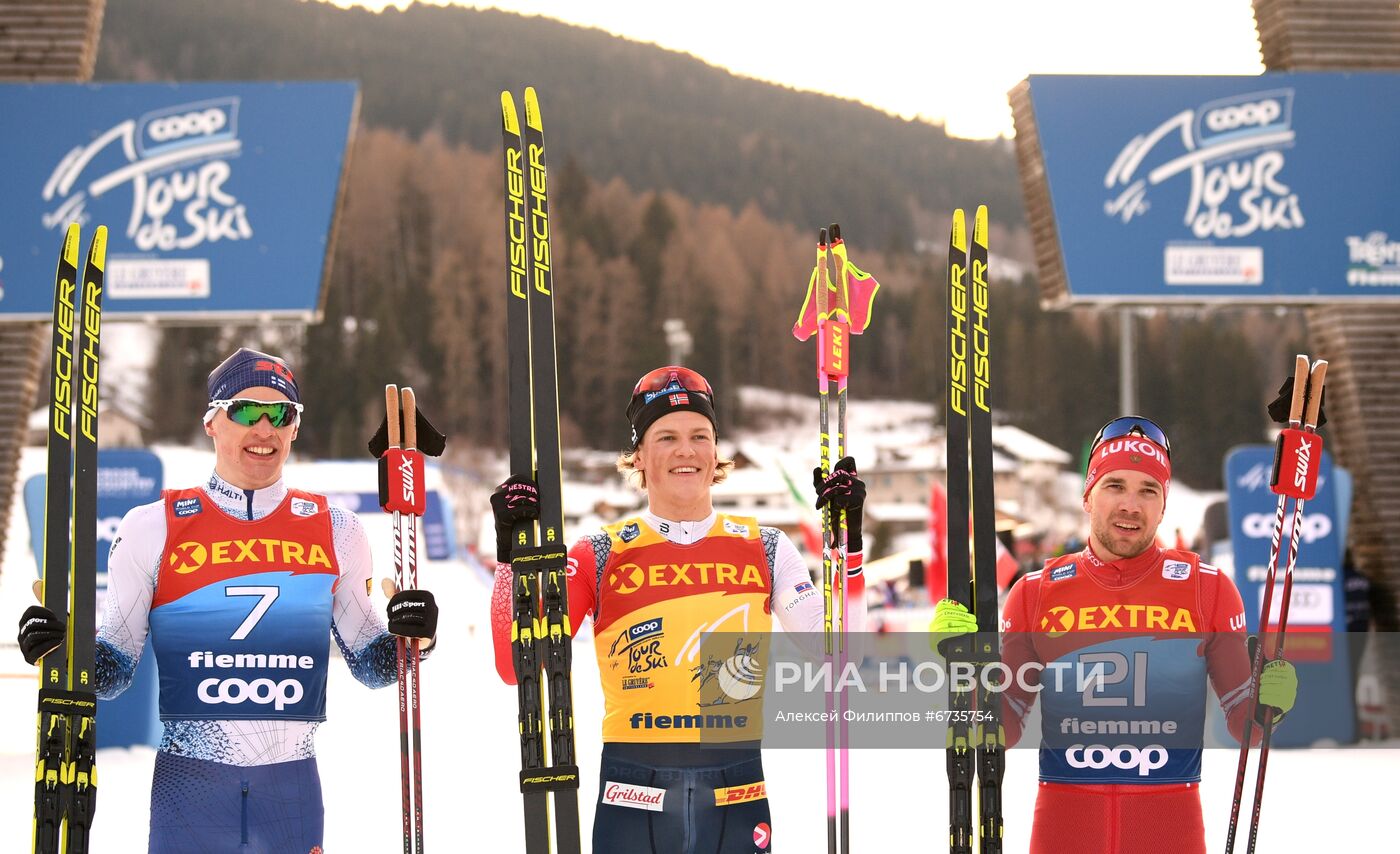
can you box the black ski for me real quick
[944,205,1001,853]
[943,209,975,854]
[33,223,104,854]
[968,206,1003,854]
[502,86,581,854]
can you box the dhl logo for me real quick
[714,781,766,806]
[1041,604,1197,635]
[167,538,332,574]
[607,562,765,595]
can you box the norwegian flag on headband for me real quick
[668,392,689,406]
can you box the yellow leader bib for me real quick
[594,514,772,743]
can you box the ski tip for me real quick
[501,91,520,135]
[950,209,967,251]
[829,223,841,243]
[62,222,81,266]
[524,86,542,131]
[973,206,988,246]
[87,225,107,272]
[818,227,828,247]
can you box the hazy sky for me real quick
[325,0,1266,139]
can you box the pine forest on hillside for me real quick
[105,0,1305,487]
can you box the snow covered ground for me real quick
[1,449,1395,851]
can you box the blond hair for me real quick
[615,450,734,491]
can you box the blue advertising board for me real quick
[24,449,165,749]
[0,81,358,319]
[1224,445,1354,746]
[1026,73,1400,302]
[323,491,456,561]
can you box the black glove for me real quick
[491,475,540,563]
[367,405,448,458]
[17,605,66,666]
[1268,375,1327,427]
[387,588,438,640]
[813,456,866,554]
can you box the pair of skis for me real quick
[1224,355,1328,854]
[383,385,426,853]
[501,87,581,854]
[792,223,879,854]
[943,206,1003,854]
[33,223,106,854]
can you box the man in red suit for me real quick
[933,416,1298,854]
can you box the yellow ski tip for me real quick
[62,222,80,266]
[973,205,988,247]
[524,86,542,132]
[88,225,107,272]
[501,91,520,135]
[950,209,967,252]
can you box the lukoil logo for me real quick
[1065,744,1169,777]
[1241,512,1331,544]
[198,676,304,711]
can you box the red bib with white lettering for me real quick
[150,488,339,721]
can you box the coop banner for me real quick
[1026,73,1400,302]
[0,81,358,319]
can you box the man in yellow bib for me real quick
[490,366,867,853]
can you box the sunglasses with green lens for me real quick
[209,399,303,428]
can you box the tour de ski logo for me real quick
[1103,88,1303,286]
[618,522,641,543]
[608,617,668,674]
[39,97,254,299]
[291,498,317,517]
